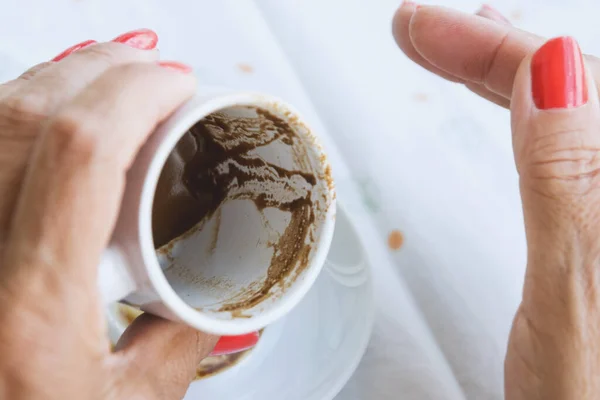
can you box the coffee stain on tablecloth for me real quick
[387,229,404,251]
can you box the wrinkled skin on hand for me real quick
[394,4,600,399]
[0,42,217,400]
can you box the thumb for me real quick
[512,36,600,251]
[508,36,600,398]
[110,314,218,400]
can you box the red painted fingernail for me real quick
[210,332,260,356]
[112,29,158,50]
[158,61,193,73]
[531,36,587,110]
[52,40,97,62]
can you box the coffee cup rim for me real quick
[137,90,336,335]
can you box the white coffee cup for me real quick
[98,87,336,336]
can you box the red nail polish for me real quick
[531,36,587,110]
[210,332,260,356]
[112,29,158,50]
[52,40,97,62]
[158,61,193,73]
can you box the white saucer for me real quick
[108,204,374,400]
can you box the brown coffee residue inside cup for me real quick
[195,349,253,380]
[152,106,321,311]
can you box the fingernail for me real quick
[531,36,587,110]
[158,61,193,73]
[401,0,416,6]
[112,28,158,50]
[52,40,97,62]
[209,332,260,356]
[477,4,511,24]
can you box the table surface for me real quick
[2,0,598,398]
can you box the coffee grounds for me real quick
[152,106,317,311]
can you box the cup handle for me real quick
[98,247,136,305]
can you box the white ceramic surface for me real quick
[107,204,374,400]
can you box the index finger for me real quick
[393,5,543,98]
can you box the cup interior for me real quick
[150,101,334,321]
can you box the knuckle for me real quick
[73,42,127,68]
[17,62,52,82]
[525,169,600,200]
[75,42,153,66]
[480,31,511,90]
[521,129,600,197]
[104,62,150,81]
[47,110,101,163]
[2,91,51,120]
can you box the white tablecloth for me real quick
[2,0,599,398]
